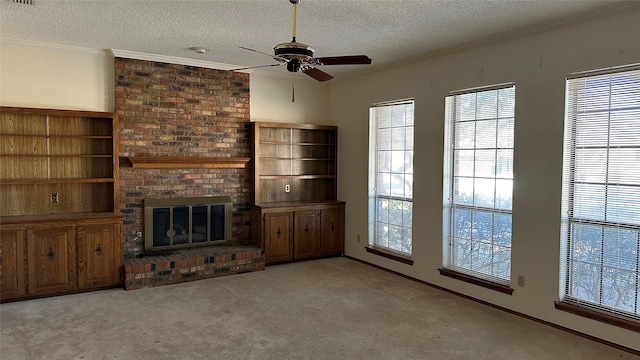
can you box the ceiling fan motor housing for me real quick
[274,42,315,72]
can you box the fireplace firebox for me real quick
[144,196,233,252]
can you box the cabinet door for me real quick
[27,227,76,295]
[320,206,345,256]
[78,222,122,289]
[0,229,26,300]
[294,210,320,260]
[265,212,293,264]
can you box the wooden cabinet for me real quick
[77,221,123,289]
[320,206,345,257]
[264,212,294,263]
[0,229,26,300]
[0,215,124,302]
[0,107,123,302]
[294,210,320,260]
[251,121,344,264]
[27,226,76,295]
[252,202,345,265]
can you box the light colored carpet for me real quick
[0,257,635,360]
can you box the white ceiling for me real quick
[0,0,627,80]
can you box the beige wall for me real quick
[250,73,331,124]
[0,40,114,111]
[330,8,640,351]
[0,40,330,124]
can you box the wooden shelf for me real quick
[124,156,250,169]
[261,157,334,161]
[0,154,112,158]
[0,133,113,139]
[0,178,115,185]
[259,175,336,180]
[260,141,333,146]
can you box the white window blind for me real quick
[560,65,640,320]
[443,84,515,285]
[368,100,414,255]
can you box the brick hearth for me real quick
[124,245,265,290]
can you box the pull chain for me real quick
[292,72,295,103]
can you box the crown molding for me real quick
[109,49,243,71]
[0,38,108,55]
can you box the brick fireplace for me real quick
[115,58,264,289]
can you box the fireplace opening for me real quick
[144,196,232,252]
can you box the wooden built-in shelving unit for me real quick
[250,122,344,265]
[0,107,124,302]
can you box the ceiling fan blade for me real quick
[231,63,285,71]
[303,67,334,82]
[239,46,288,62]
[315,55,372,66]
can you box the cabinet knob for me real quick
[47,247,55,261]
[331,223,334,232]
[304,225,309,233]
[276,227,281,237]
[96,243,103,256]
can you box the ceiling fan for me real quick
[235,0,372,82]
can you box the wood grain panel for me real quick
[0,229,26,299]
[77,223,120,288]
[259,127,290,143]
[259,158,290,176]
[292,129,331,144]
[27,226,76,295]
[264,212,293,263]
[48,116,112,136]
[49,137,112,155]
[259,143,291,158]
[293,210,320,259]
[0,135,47,155]
[49,157,113,178]
[0,183,114,216]
[0,156,48,179]
[0,113,47,135]
[320,205,345,256]
[291,144,330,158]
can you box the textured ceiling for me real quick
[0,0,627,79]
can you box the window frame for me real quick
[442,83,516,291]
[558,64,640,330]
[367,99,415,261]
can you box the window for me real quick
[443,84,515,287]
[560,65,640,323]
[368,100,414,257]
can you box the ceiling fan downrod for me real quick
[291,0,299,42]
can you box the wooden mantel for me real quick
[122,156,251,169]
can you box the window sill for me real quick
[365,246,414,265]
[438,268,514,295]
[555,301,640,332]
